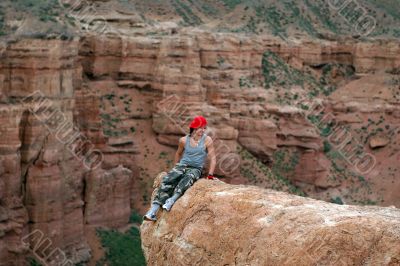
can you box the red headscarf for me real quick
[189,116,207,129]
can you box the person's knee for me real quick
[162,174,180,185]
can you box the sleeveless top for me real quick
[178,134,208,169]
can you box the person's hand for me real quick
[207,174,218,180]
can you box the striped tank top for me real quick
[178,134,208,169]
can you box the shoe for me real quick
[162,198,175,212]
[143,210,157,221]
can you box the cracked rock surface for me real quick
[141,178,400,266]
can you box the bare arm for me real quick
[206,136,216,175]
[174,137,185,164]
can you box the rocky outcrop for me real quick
[85,165,133,227]
[141,179,400,266]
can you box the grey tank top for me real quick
[178,134,208,169]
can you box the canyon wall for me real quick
[0,39,137,265]
[0,31,399,264]
[81,31,400,205]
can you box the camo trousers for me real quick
[153,163,202,205]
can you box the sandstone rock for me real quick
[141,179,400,266]
[329,73,396,103]
[84,165,133,227]
[0,37,140,265]
[294,150,331,185]
[156,134,181,147]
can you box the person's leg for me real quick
[144,165,185,221]
[153,164,186,205]
[143,203,161,221]
[162,167,202,211]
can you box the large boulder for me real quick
[141,179,400,266]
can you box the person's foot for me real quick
[143,211,157,221]
[143,203,160,221]
[162,198,175,212]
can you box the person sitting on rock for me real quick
[144,115,217,221]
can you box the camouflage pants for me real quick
[153,164,202,205]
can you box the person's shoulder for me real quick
[179,136,187,144]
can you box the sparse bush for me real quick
[221,0,243,9]
[330,196,344,205]
[129,210,143,224]
[96,227,146,266]
[323,140,332,153]
[13,0,60,23]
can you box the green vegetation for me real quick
[323,142,377,206]
[13,0,60,22]
[323,140,332,153]
[240,167,257,182]
[261,51,354,104]
[0,8,5,36]
[330,196,344,205]
[172,0,203,26]
[393,29,400,38]
[238,146,305,196]
[129,210,143,224]
[217,56,225,66]
[270,149,302,196]
[239,76,254,88]
[28,257,42,266]
[221,0,243,9]
[365,0,400,21]
[158,151,168,159]
[255,5,288,37]
[242,1,318,37]
[186,0,218,17]
[96,227,146,266]
[243,16,257,33]
[262,51,305,89]
[100,93,133,138]
[303,0,338,34]
[3,0,400,38]
[229,0,399,37]
[100,113,128,137]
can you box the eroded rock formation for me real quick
[1,29,399,264]
[0,39,137,265]
[79,31,400,206]
[141,178,400,266]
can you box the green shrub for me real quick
[96,227,146,266]
[27,257,42,266]
[330,196,344,205]
[0,9,5,36]
[13,0,60,23]
[172,0,202,26]
[129,210,143,224]
[221,0,243,9]
[323,141,332,153]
